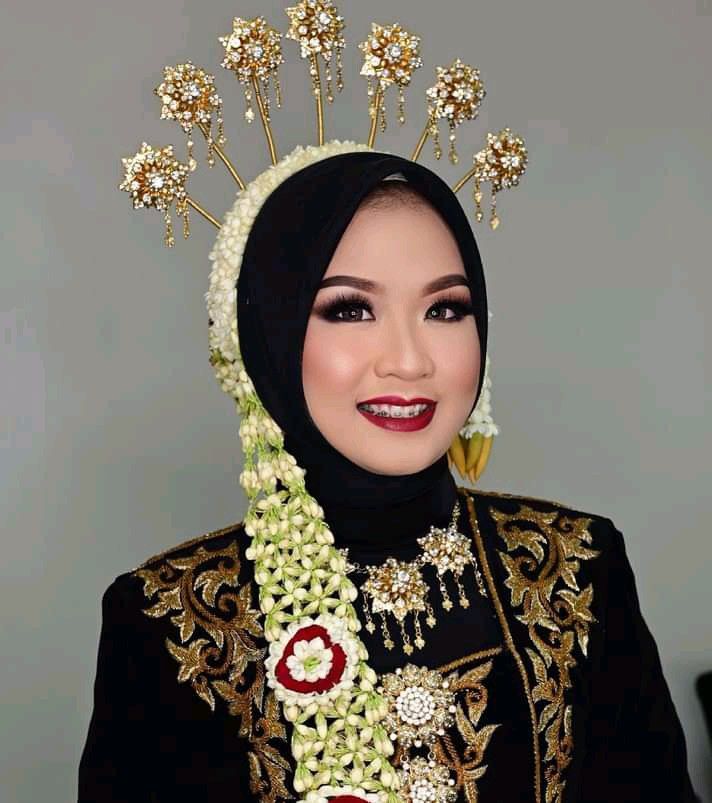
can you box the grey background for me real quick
[1,0,710,800]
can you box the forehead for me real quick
[322,202,465,282]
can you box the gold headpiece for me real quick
[119,1,528,484]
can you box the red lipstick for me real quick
[358,396,435,405]
[356,396,436,432]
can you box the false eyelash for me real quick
[315,291,474,322]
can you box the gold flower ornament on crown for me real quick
[118,1,528,487]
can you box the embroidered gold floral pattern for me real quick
[435,659,501,803]
[134,536,293,801]
[490,503,601,803]
[248,691,292,803]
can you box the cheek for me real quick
[302,323,363,400]
[437,323,481,397]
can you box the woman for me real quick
[79,151,699,802]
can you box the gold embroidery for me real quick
[437,645,503,674]
[488,500,601,803]
[248,691,292,803]
[457,485,568,510]
[134,535,293,801]
[132,519,243,571]
[435,659,501,803]
[461,488,543,803]
[135,540,263,715]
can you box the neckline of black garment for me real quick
[314,460,460,563]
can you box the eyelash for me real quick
[315,292,474,323]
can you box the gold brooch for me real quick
[379,665,458,803]
[343,501,487,654]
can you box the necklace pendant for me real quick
[418,522,473,577]
[418,516,487,610]
[346,499,484,654]
[362,558,429,653]
[362,603,377,634]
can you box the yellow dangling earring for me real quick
[447,353,498,484]
[447,431,494,484]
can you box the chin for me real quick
[352,450,443,476]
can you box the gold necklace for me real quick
[342,500,488,655]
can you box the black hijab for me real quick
[237,151,488,559]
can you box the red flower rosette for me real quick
[266,613,361,706]
[299,785,384,803]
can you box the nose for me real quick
[373,315,435,380]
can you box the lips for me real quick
[357,395,435,406]
[356,398,436,432]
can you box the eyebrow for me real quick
[317,273,470,296]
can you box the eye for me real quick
[314,292,474,323]
[426,294,475,322]
[314,292,375,322]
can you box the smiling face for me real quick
[302,188,481,476]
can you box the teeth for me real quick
[359,403,430,418]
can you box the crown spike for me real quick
[359,22,423,146]
[417,59,487,166]
[452,127,528,229]
[119,142,220,247]
[219,15,284,166]
[311,54,325,145]
[452,164,477,195]
[410,119,430,162]
[367,87,383,148]
[186,197,222,230]
[195,122,246,190]
[285,1,347,146]
[252,76,279,165]
[155,62,232,174]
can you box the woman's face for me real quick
[302,198,481,476]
